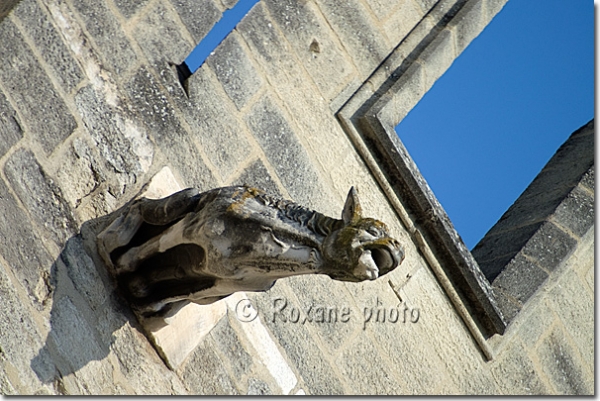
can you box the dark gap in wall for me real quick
[175,0,259,91]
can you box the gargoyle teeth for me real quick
[357,249,379,280]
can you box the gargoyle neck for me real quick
[254,192,344,238]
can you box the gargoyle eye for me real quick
[366,227,380,237]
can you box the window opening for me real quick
[176,0,259,86]
[394,0,593,250]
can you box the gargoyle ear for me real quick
[342,186,363,224]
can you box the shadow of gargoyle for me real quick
[29,201,162,391]
[31,184,405,390]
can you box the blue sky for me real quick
[394,0,594,249]
[184,0,259,73]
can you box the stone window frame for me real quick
[336,0,510,353]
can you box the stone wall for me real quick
[0,0,593,395]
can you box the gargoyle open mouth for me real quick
[356,245,403,280]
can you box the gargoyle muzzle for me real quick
[366,243,404,275]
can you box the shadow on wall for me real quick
[30,202,153,386]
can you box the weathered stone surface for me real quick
[579,166,594,192]
[245,94,326,205]
[54,136,106,209]
[491,287,521,322]
[282,275,357,354]
[493,253,548,305]
[237,3,293,80]
[264,0,354,99]
[520,222,576,273]
[413,0,438,13]
[170,0,221,43]
[0,179,54,306]
[363,0,406,20]
[491,340,550,395]
[374,62,425,129]
[133,2,192,65]
[209,317,253,381]
[246,377,272,395]
[124,67,216,188]
[0,0,21,21]
[184,67,251,180]
[552,186,594,238]
[251,285,346,395]
[0,19,76,153]
[112,0,150,18]
[0,90,23,157]
[0,260,56,392]
[362,290,452,394]
[69,0,137,74]
[419,28,456,91]
[449,0,485,54]
[75,84,154,192]
[179,337,238,394]
[516,299,556,349]
[473,223,541,281]
[47,296,112,394]
[110,324,185,394]
[315,0,389,77]
[4,149,77,247]
[536,326,592,394]
[337,335,402,394]
[58,236,109,312]
[220,0,239,9]
[208,33,262,110]
[381,1,424,46]
[13,0,84,92]
[233,158,282,197]
[548,270,594,372]
[0,364,17,395]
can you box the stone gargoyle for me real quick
[97,186,404,319]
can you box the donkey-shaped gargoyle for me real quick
[97,186,404,318]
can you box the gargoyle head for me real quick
[322,187,404,282]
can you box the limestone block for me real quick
[232,158,282,197]
[54,137,106,210]
[536,326,593,394]
[0,261,56,392]
[13,0,84,93]
[132,1,193,65]
[381,1,425,47]
[185,66,252,180]
[490,340,550,395]
[0,19,76,154]
[264,0,355,100]
[549,269,594,372]
[336,335,403,394]
[170,0,221,43]
[75,84,154,192]
[112,0,150,18]
[69,0,137,74]
[0,179,54,306]
[4,149,76,248]
[315,0,390,78]
[123,67,216,188]
[244,94,328,206]
[207,33,263,110]
[178,336,239,394]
